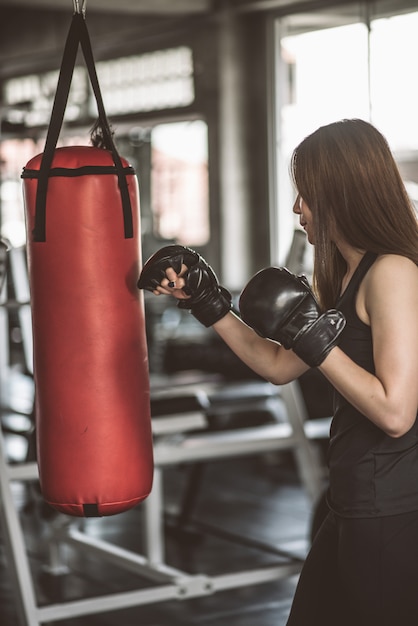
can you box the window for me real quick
[95,47,195,115]
[151,120,209,246]
[271,4,418,264]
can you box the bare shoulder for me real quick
[367,254,418,287]
[358,254,418,323]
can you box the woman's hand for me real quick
[138,245,232,327]
[151,264,190,300]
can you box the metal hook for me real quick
[73,0,87,16]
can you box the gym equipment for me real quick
[0,240,8,293]
[0,374,328,626]
[21,11,153,516]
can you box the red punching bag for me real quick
[21,13,153,517]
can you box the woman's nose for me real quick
[293,195,301,214]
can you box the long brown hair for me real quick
[290,118,418,309]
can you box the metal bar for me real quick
[7,461,38,481]
[36,584,187,623]
[280,382,325,502]
[154,423,295,465]
[0,437,40,626]
[8,247,33,375]
[0,264,10,410]
[36,561,302,623]
[211,562,303,591]
[64,528,186,583]
[151,411,207,435]
[143,467,165,565]
[5,417,325,478]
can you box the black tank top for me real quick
[327,251,418,518]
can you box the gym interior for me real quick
[0,0,417,624]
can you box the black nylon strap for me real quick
[77,15,133,239]
[23,165,135,178]
[33,13,133,242]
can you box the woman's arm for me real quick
[156,265,309,385]
[212,311,309,384]
[319,255,418,437]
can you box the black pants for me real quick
[286,509,418,626]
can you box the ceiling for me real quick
[0,0,211,14]
[0,0,311,17]
[1,0,416,20]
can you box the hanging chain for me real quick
[73,0,87,16]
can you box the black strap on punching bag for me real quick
[33,12,133,242]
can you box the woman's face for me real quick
[293,195,315,244]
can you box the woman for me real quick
[138,119,418,625]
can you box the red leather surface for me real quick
[23,146,154,516]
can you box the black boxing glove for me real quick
[138,244,232,327]
[239,266,345,367]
